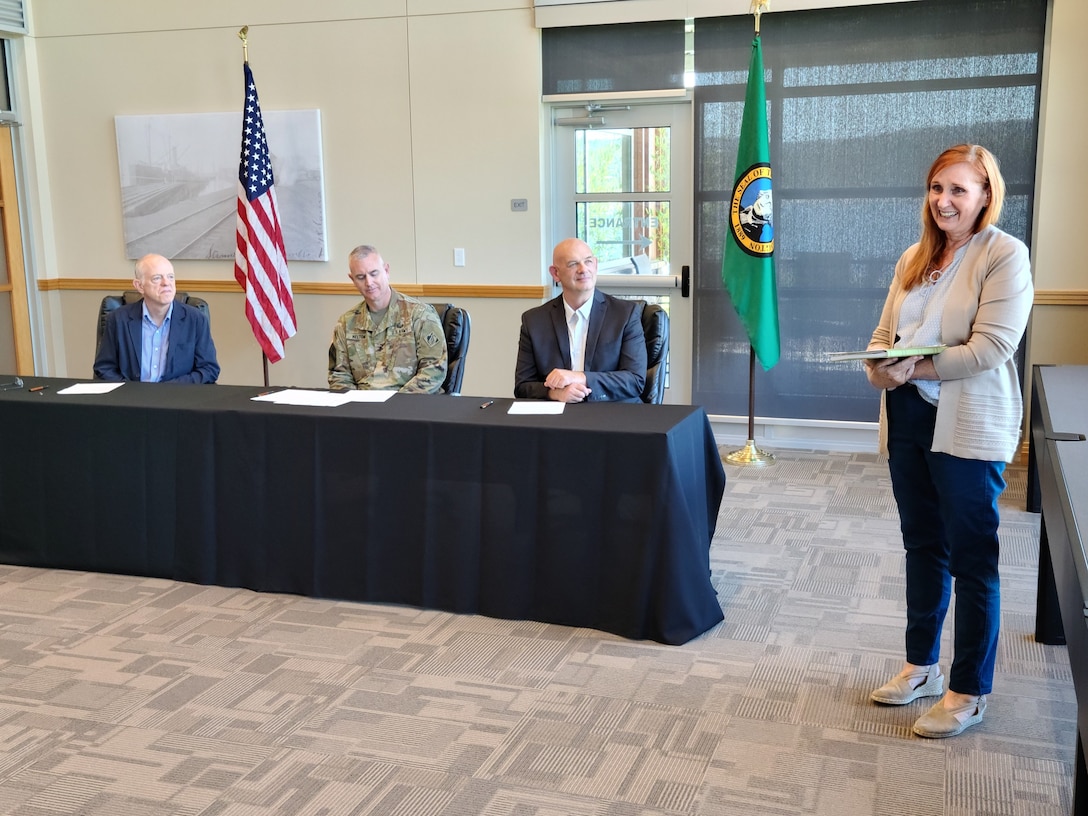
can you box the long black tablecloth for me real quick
[0,377,726,644]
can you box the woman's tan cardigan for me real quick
[870,225,1034,463]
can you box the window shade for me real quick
[542,21,685,96]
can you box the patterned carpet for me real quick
[0,450,1075,815]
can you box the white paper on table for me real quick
[339,390,396,403]
[251,389,354,407]
[507,401,565,415]
[57,382,126,395]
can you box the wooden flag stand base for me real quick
[725,439,775,466]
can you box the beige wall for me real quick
[13,0,1088,410]
[19,0,542,396]
[1026,0,1088,373]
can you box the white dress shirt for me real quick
[564,300,591,372]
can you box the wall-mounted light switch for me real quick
[454,248,466,267]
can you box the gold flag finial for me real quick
[751,0,770,35]
[238,25,249,63]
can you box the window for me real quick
[576,125,671,274]
[0,39,14,123]
[693,0,1045,421]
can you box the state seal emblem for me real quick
[729,162,774,257]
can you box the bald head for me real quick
[549,238,598,308]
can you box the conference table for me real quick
[1028,365,1088,815]
[0,376,727,645]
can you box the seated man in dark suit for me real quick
[515,238,646,403]
[93,254,220,383]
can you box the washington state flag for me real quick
[722,35,780,371]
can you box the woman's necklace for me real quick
[928,238,971,284]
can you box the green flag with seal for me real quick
[722,35,780,371]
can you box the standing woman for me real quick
[865,144,1033,738]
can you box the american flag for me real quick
[235,62,296,363]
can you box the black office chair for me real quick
[638,302,670,404]
[430,303,471,395]
[96,290,211,356]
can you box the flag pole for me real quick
[724,0,776,467]
[724,347,775,465]
[238,24,273,388]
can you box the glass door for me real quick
[551,100,692,403]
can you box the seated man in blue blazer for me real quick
[515,238,646,403]
[93,254,220,383]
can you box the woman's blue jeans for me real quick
[885,384,1005,696]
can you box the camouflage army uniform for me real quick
[328,290,447,393]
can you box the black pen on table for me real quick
[479,400,494,409]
